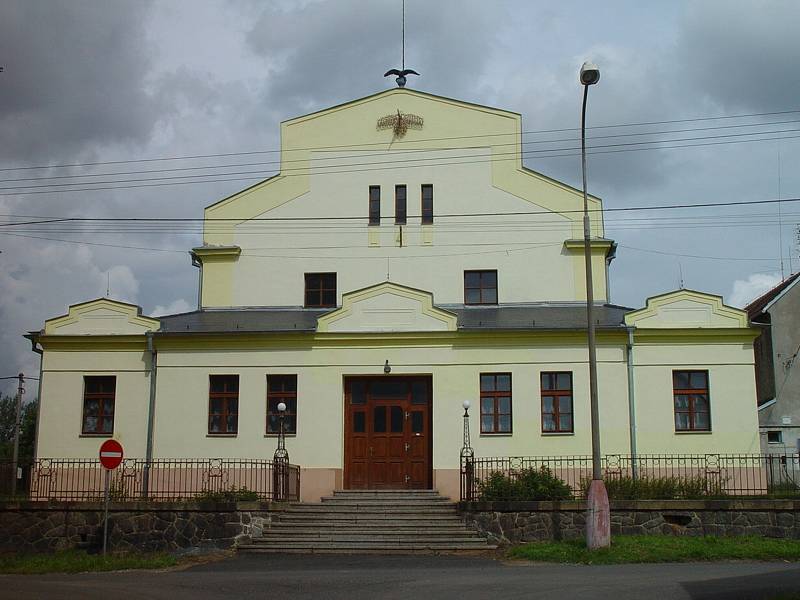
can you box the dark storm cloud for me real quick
[245,0,506,121]
[0,0,159,163]
[679,0,800,112]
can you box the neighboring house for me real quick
[746,272,800,453]
[27,88,761,501]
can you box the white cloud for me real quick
[728,273,782,308]
[151,298,193,317]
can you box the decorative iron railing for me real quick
[460,453,800,502]
[0,458,300,502]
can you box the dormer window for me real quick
[464,270,498,305]
[305,273,337,308]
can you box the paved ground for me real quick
[2,554,800,599]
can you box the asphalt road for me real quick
[2,554,800,600]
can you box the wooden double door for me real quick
[344,376,432,489]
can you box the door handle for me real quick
[404,443,410,452]
[369,447,373,457]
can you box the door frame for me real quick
[342,375,433,490]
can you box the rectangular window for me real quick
[541,372,573,433]
[304,272,336,308]
[767,431,782,444]
[209,375,239,435]
[480,373,512,434]
[369,185,380,225]
[82,376,116,435]
[395,184,407,224]
[673,370,710,432]
[464,270,498,305]
[421,184,433,224]
[267,375,297,434]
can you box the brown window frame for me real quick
[208,374,239,435]
[464,270,498,305]
[267,375,298,435]
[395,184,407,225]
[421,184,433,224]
[81,376,116,435]
[540,372,574,433]
[304,272,337,308]
[673,370,710,432]
[480,373,512,434]
[369,185,381,226]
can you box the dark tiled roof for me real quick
[156,304,631,334]
[157,309,327,333]
[449,304,630,330]
[744,272,800,319]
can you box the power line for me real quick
[2,107,800,174]
[3,118,800,185]
[2,127,800,195]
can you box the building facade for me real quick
[747,273,800,453]
[29,89,761,501]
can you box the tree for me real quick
[0,395,38,460]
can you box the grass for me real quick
[507,535,800,565]
[0,550,180,574]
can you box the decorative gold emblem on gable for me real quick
[377,109,423,138]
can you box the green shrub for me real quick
[194,486,260,502]
[477,466,572,501]
[582,475,727,500]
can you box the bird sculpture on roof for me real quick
[384,68,419,88]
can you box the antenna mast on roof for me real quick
[384,0,419,88]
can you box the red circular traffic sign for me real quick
[99,439,124,470]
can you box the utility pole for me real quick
[11,373,24,497]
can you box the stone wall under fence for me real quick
[0,500,287,554]
[460,499,800,546]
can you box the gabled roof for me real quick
[744,272,800,319]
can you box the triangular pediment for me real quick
[317,282,457,333]
[624,290,748,329]
[44,299,159,335]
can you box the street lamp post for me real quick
[580,61,610,549]
[459,400,474,502]
[273,402,289,501]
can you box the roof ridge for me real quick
[744,272,800,317]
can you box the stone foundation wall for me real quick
[0,500,286,553]
[460,500,800,546]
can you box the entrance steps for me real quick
[238,489,495,554]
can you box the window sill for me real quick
[674,430,712,434]
[79,433,113,438]
[541,432,574,436]
[264,433,297,438]
[207,433,238,438]
[480,433,513,437]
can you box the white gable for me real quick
[317,283,457,333]
[625,290,748,329]
[44,299,159,336]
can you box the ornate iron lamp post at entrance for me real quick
[273,402,289,501]
[460,400,474,502]
[579,61,610,549]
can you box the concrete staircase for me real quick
[239,489,495,554]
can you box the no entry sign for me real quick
[99,439,124,470]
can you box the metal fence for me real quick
[461,453,800,502]
[0,458,300,502]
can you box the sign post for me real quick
[99,440,123,556]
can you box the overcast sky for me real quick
[1,0,799,396]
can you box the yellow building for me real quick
[28,88,760,501]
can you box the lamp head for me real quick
[277,402,287,413]
[383,360,391,374]
[462,400,471,410]
[580,61,600,86]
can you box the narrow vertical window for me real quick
[421,184,433,224]
[541,372,573,433]
[82,376,116,435]
[304,272,337,308]
[673,370,710,431]
[395,184,407,224]
[267,375,297,434]
[369,185,381,225]
[464,270,498,305]
[209,375,239,434]
[480,373,512,434]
